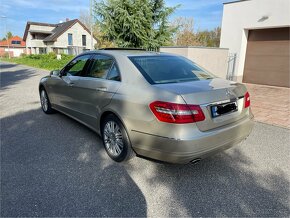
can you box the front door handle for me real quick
[68,82,74,86]
[96,87,107,92]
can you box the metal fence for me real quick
[226,53,237,81]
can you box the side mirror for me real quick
[50,70,60,77]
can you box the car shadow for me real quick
[1,107,289,217]
[1,108,147,217]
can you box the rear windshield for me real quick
[129,55,216,84]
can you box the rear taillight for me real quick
[149,101,205,124]
[244,92,250,108]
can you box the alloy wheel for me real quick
[103,121,124,157]
[40,90,48,112]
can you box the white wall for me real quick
[160,47,229,78]
[5,48,25,57]
[53,22,97,50]
[26,25,54,49]
[220,0,290,81]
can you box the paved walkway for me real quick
[246,83,290,129]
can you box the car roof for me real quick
[81,49,175,57]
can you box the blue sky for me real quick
[0,0,233,39]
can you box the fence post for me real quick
[226,53,237,81]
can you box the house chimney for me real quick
[66,18,69,22]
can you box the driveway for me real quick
[1,62,290,217]
[246,83,290,129]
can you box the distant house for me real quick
[0,36,26,57]
[23,19,97,55]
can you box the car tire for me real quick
[40,88,54,114]
[101,114,135,162]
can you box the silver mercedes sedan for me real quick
[39,49,254,164]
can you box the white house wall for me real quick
[220,0,290,81]
[26,25,55,49]
[4,48,25,57]
[52,22,97,50]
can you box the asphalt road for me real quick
[1,62,290,217]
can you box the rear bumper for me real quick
[130,116,254,164]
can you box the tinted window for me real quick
[129,56,215,84]
[107,63,121,81]
[87,55,114,79]
[64,55,91,76]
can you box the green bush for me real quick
[0,53,75,71]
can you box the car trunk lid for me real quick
[154,78,249,131]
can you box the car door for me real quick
[65,54,122,129]
[48,54,92,115]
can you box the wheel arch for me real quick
[39,84,45,93]
[99,110,129,136]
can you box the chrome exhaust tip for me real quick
[190,158,201,164]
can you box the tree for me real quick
[94,0,178,50]
[2,31,13,41]
[79,9,115,49]
[172,17,199,46]
[195,27,221,47]
[170,17,221,47]
[6,31,13,39]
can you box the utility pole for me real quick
[90,0,94,50]
[1,15,10,59]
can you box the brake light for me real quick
[149,101,205,124]
[244,92,250,108]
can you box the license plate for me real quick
[211,101,237,118]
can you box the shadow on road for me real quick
[1,109,147,217]
[1,108,289,217]
[0,63,38,90]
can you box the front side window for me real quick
[129,55,216,84]
[86,55,114,79]
[68,33,73,45]
[82,35,86,46]
[63,55,91,76]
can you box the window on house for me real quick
[68,33,73,45]
[82,35,86,46]
[39,48,47,54]
[11,40,21,45]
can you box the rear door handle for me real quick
[96,87,107,92]
[68,82,74,86]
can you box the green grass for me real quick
[0,53,75,71]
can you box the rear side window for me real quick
[129,55,215,84]
[107,63,121,81]
[87,55,114,79]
